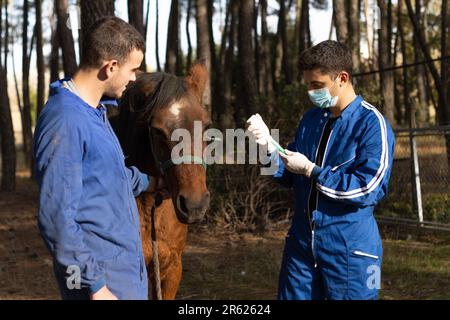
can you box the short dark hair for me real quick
[80,16,145,69]
[299,40,353,80]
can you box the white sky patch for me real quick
[7,0,385,79]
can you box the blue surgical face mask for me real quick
[307,76,341,109]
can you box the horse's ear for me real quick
[186,61,208,103]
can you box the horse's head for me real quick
[116,63,211,224]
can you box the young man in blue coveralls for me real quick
[248,40,395,300]
[33,17,162,300]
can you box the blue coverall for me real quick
[33,79,149,300]
[274,95,395,300]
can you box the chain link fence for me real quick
[206,126,450,232]
[375,126,450,230]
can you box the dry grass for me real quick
[394,135,448,158]
[177,226,450,300]
[0,171,449,300]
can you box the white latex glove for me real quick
[246,114,277,153]
[279,149,316,177]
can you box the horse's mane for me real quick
[126,72,188,123]
[111,72,188,171]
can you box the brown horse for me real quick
[110,63,211,299]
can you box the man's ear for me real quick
[186,61,208,103]
[104,60,119,79]
[339,71,350,86]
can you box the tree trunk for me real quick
[294,0,301,82]
[0,64,16,191]
[0,6,16,191]
[364,0,374,69]
[80,0,115,46]
[253,0,261,95]
[399,0,410,127]
[155,0,161,71]
[238,0,259,117]
[377,0,395,126]
[128,0,147,71]
[392,0,402,125]
[50,11,60,83]
[3,0,8,78]
[405,0,447,125]
[441,0,449,124]
[165,0,180,74]
[348,0,361,73]
[275,0,292,86]
[0,2,3,57]
[441,0,450,170]
[196,0,212,115]
[12,52,22,124]
[128,0,145,37]
[411,0,429,127]
[406,0,450,169]
[36,0,45,115]
[222,0,239,127]
[274,16,283,89]
[186,0,193,71]
[260,0,274,98]
[216,0,232,126]
[296,0,309,82]
[22,0,33,172]
[207,0,218,79]
[333,0,349,44]
[145,0,150,39]
[219,0,231,76]
[55,0,77,77]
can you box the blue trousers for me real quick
[278,215,382,300]
[52,250,148,300]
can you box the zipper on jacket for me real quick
[307,116,336,269]
[311,230,317,268]
[101,108,137,227]
[307,119,328,268]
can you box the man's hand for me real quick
[90,286,118,300]
[247,114,277,153]
[279,150,317,177]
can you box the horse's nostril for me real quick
[178,195,189,214]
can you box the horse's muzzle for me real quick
[175,191,210,224]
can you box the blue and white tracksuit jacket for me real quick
[274,95,395,300]
[33,80,149,300]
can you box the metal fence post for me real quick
[410,130,424,224]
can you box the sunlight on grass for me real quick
[178,232,450,300]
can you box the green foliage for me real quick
[355,75,384,109]
[377,199,414,219]
[377,194,450,224]
[265,81,310,145]
[423,194,450,223]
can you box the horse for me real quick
[109,63,211,300]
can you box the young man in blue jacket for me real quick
[248,40,395,300]
[33,17,159,300]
